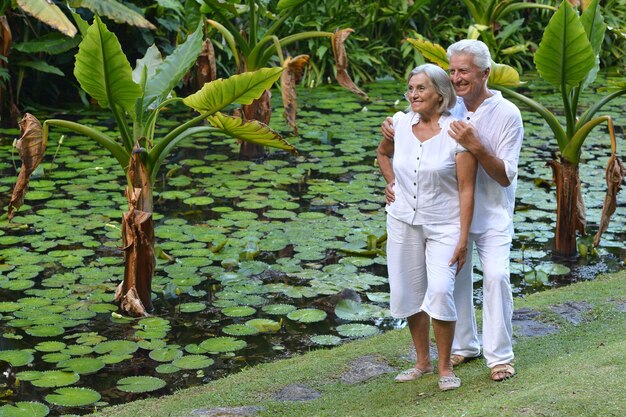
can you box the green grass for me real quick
[93,270,626,417]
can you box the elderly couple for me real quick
[377,39,523,391]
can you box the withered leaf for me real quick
[8,113,46,220]
[593,154,625,246]
[281,54,309,135]
[331,28,369,100]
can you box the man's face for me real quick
[448,53,489,101]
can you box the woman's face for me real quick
[406,73,443,115]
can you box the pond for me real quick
[0,77,624,416]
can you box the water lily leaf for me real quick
[0,302,21,313]
[310,335,342,346]
[58,357,105,375]
[221,306,256,317]
[366,292,390,303]
[287,308,327,323]
[336,323,379,338]
[0,350,34,367]
[25,325,65,337]
[45,387,101,407]
[335,300,383,321]
[149,347,183,362]
[15,371,43,381]
[155,363,180,374]
[171,355,214,370]
[34,341,66,353]
[94,340,138,355]
[41,353,71,363]
[199,337,246,353]
[261,304,297,315]
[179,302,206,313]
[245,318,281,333]
[31,371,80,388]
[116,376,166,393]
[222,324,260,336]
[535,262,571,276]
[0,401,49,417]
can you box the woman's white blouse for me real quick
[385,111,466,225]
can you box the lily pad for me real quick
[31,371,80,388]
[0,350,34,367]
[245,318,281,333]
[287,308,327,323]
[261,303,297,315]
[58,358,105,375]
[171,355,214,370]
[221,306,256,317]
[179,302,207,313]
[310,335,342,346]
[336,323,380,338]
[199,337,247,353]
[222,324,260,336]
[116,376,167,393]
[0,401,49,417]
[335,300,383,321]
[149,347,183,363]
[45,387,101,407]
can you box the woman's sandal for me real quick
[450,354,482,367]
[438,373,461,391]
[490,363,516,381]
[394,367,434,382]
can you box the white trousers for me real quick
[386,216,459,321]
[452,229,515,367]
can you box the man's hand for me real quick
[381,117,394,142]
[385,182,395,205]
[448,120,480,151]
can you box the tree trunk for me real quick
[114,150,155,316]
[239,89,271,159]
[548,159,586,257]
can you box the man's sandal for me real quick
[450,354,481,367]
[490,363,516,381]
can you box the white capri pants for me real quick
[386,215,460,321]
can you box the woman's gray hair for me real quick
[446,40,492,71]
[407,63,457,113]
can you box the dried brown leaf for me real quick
[8,113,46,220]
[593,155,625,246]
[0,16,11,58]
[281,55,310,135]
[331,28,369,100]
[196,39,217,87]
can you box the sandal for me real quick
[438,373,461,391]
[394,366,434,383]
[450,354,481,367]
[490,363,516,381]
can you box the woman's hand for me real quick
[385,182,396,205]
[449,242,468,275]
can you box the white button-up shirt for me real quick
[386,111,467,225]
[452,90,524,235]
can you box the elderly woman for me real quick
[377,64,477,391]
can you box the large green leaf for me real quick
[16,0,77,37]
[13,33,81,54]
[12,60,64,76]
[534,1,595,89]
[74,15,142,113]
[72,0,156,30]
[142,23,203,112]
[277,0,307,10]
[488,62,521,87]
[207,112,296,152]
[579,0,605,89]
[405,37,449,69]
[183,67,283,113]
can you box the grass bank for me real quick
[93,270,625,417]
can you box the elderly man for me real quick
[381,39,523,381]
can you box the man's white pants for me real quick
[452,229,515,367]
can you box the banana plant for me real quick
[499,0,626,256]
[461,0,556,67]
[0,0,155,126]
[202,0,367,158]
[7,15,296,317]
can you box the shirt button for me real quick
[466,116,470,120]
[413,208,415,211]
[413,195,416,199]
[413,182,416,186]
[414,170,417,173]
[417,157,419,160]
